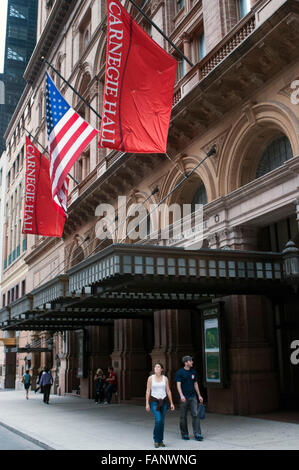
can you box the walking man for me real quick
[175,356,204,441]
[39,368,53,404]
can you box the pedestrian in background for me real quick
[175,356,204,441]
[104,366,117,404]
[94,368,106,404]
[39,368,53,404]
[146,363,175,448]
[34,369,44,394]
[22,371,31,400]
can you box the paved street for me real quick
[0,390,299,450]
[0,424,45,450]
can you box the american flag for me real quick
[45,72,98,214]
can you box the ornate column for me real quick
[58,331,79,394]
[80,325,112,399]
[111,319,149,401]
[51,333,62,395]
[30,332,41,389]
[81,153,87,181]
[181,33,192,73]
[208,225,279,415]
[40,332,52,371]
[2,332,16,389]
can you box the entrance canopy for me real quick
[0,244,295,331]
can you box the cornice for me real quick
[24,0,78,85]
[24,237,62,266]
[203,155,299,219]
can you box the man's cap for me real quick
[182,355,193,364]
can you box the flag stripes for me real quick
[46,73,98,214]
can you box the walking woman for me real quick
[22,371,31,400]
[146,363,175,448]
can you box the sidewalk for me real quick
[0,390,299,450]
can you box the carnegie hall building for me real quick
[0,0,299,416]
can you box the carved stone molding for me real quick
[278,76,299,100]
[207,232,218,249]
[242,101,257,126]
[217,225,258,250]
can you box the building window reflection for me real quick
[256,136,293,178]
[239,0,251,19]
[191,183,207,212]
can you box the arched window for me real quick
[191,183,207,212]
[70,245,84,267]
[256,136,293,178]
[84,30,90,48]
[239,0,251,19]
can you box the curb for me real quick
[0,421,55,450]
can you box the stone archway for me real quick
[159,154,214,243]
[73,66,92,109]
[219,102,299,195]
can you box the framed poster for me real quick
[75,329,87,378]
[200,303,227,388]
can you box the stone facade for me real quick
[0,0,299,413]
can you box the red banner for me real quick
[22,137,66,237]
[98,0,177,153]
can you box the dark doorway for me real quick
[274,300,299,410]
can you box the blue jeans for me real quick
[105,384,116,403]
[150,401,168,443]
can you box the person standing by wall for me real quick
[39,368,53,404]
[94,368,106,404]
[146,363,175,448]
[175,356,204,441]
[104,367,117,404]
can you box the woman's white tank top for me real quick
[151,374,167,400]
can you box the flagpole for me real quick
[23,127,79,185]
[127,0,194,67]
[33,146,216,287]
[41,57,102,121]
[34,185,159,289]
[120,145,216,243]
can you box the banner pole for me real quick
[127,0,194,67]
[41,57,102,121]
[120,145,217,243]
[33,146,216,287]
[23,127,79,185]
[34,186,159,289]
